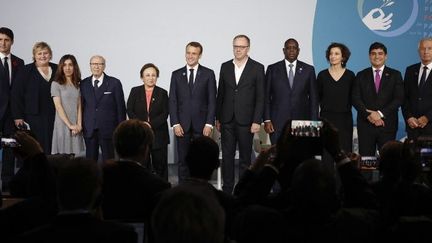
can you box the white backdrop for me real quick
[1,0,316,96]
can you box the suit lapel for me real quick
[237,59,252,87]
[11,55,19,83]
[95,78,108,104]
[149,87,158,114]
[378,67,390,94]
[292,62,303,91]
[193,66,204,93]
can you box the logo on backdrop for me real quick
[357,0,418,37]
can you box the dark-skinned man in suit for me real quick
[264,38,318,144]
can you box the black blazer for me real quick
[0,54,24,120]
[402,63,432,121]
[352,66,404,132]
[11,62,57,119]
[127,85,169,149]
[216,58,265,125]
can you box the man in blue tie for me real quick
[352,42,404,156]
[264,38,318,144]
[169,42,217,184]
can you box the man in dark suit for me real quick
[0,27,24,192]
[216,35,265,193]
[81,55,126,163]
[402,38,432,139]
[264,38,318,143]
[169,41,217,183]
[352,42,404,156]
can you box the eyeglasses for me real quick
[233,45,249,50]
[90,63,105,66]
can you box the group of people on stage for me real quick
[1,25,432,193]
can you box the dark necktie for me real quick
[374,69,381,93]
[288,63,294,88]
[3,57,10,85]
[189,68,194,92]
[94,79,100,92]
[419,66,428,87]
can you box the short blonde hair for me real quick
[32,41,52,61]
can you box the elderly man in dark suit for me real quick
[80,55,126,163]
[352,42,404,156]
[264,38,318,143]
[169,41,217,184]
[0,27,24,191]
[402,37,432,139]
[216,34,265,193]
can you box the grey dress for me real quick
[51,81,85,154]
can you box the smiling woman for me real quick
[11,42,58,154]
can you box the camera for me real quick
[1,137,20,148]
[415,136,432,172]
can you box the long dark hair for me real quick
[54,54,81,88]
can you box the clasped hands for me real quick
[68,124,82,136]
[407,116,429,129]
[366,109,385,127]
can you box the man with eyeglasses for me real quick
[80,55,126,163]
[216,34,265,193]
[264,38,318,144]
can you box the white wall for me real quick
[1,0,316,96]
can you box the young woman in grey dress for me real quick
[51,54,84,155]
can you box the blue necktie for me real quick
[288,64,294,88]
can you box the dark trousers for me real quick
[84,129,114,163]
[358,121,395,156]
[176,128,201,184]
[145,146,168,181]
[221,120,254,194]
